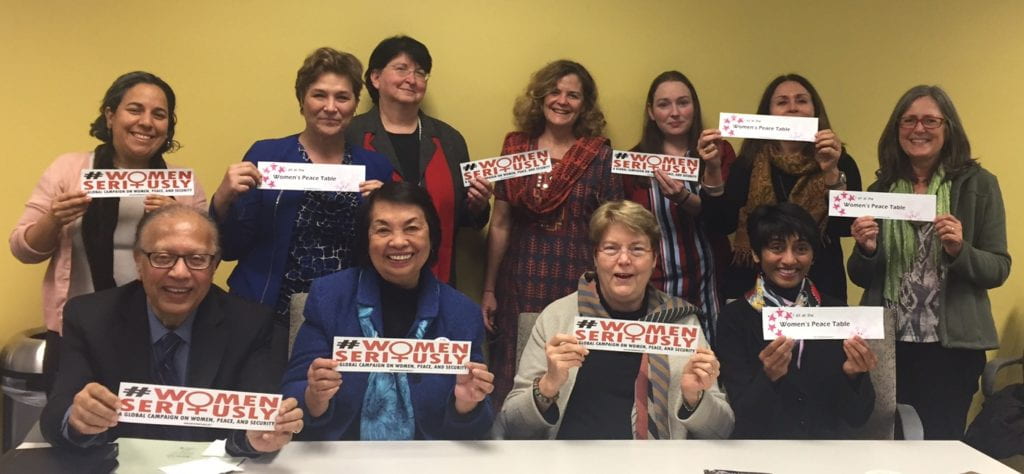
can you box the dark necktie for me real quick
[153,332,184,386]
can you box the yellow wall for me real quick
[2,0,1021,432]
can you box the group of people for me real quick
[11,34,1009,454]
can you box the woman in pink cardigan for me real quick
[9,71,206,391]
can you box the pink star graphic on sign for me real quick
[265,180,275,188]
[833,203,841,211]
[738,117,744,123]
[728,130,735,136]
[840,192,849,199]
[838,208,846,216]
[768,323,776,332]
[263,167,272,175]
[774,329,783,337]
[774,308,786,319]
[724,117,731,124]
[769,314,777,322]
[731,115,738,121]
[784,311,793,320]
[834,195,842,203]
[846,194,855,201]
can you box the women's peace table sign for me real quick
[80,168,196,196]
[718,113,818,142]
[459,149,552,187]
[610,150,700,181]
[761,306,885,340]
[573,316,702,356]
[332,337,473,374]
[116,383,282,430]
[828,190,937,221]
[256,161,365,192]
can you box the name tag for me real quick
[719,113,818,142]
[610,150,700,182]
[257,161,364,192]
[459,150,552,187]
[828,190,936,222]
[117,383,280,431]
[762,306,884,340]
[332,337,471,374]
[574,316,701,356]
[80,169,195,197]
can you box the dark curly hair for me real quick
[512,60,605,138]
[89,71,179,154]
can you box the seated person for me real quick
[40,205,302,455]
[282,181,494,440]
[717,202,876,439]
[499,200,734,439]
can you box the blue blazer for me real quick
[211,134,394,306]
[282,267,494,440]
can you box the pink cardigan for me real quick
[9,152,208,332]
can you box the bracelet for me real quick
[701,181,725,196]
[533,376,558,406]
[483,289,495,294]
[682,389,704,412]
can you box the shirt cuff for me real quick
[61,406,105,448]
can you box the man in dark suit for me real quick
[40,205,302,455]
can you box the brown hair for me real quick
[588,200,661,252]
[295,47,364,106]
[512,60,605,138]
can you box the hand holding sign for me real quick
[69,382,119,436]
[935,214,964,257]
[305,358,341,418]
[759,337,794,382]
[851,216,880,255]
[841,336,878,379]
[681,347,721,406]
[697,129,724,169]
[813,129,842,174]
[212,162,261,219]
[358,179,385,198]
[48,190,92,227]
[246,397,303,453]
[465,176,494,215]
[540,334,589,398]
[453,361,495,415]
[143,194,177,213]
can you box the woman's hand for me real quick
[466,176,493,215]
[143,195,177,212]
[841,336,877,379]
[48,190,91,226]
[814,129,842,177]
[759,336,794,382]
[304,358,341,418]
[246,397,303,453]
[681,347,720,407]
[934,214,964,257]
[212,162,261,219]
[481,290,498,334]
[538,334,588,398]
[851,216,879,255]
[453,362,495,414]
[653,169,689,203]
[697,129,723,171]
[359,179,384,198]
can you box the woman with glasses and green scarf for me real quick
[848,85,1010,440]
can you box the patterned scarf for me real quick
[358,293,431,440]
[745,273,821,368]
[882,167,952,303]
[575,272,703,439]
[81,144,168,291]
[733,145,828,267]
[500,131,607,215]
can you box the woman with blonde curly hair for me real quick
[482,60,623,407]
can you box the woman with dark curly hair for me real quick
[482,60,623,407]
[10,71,207,389]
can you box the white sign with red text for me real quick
[117,383,280,431]
[611,150,700,182]
[459,150,552,187]
[828,190,936,222]
[761,306,885,340]
[719,113,818,142]
[256,161,364,192]
[332,337,471,374]
[80,169,196,197]
[573,317,701,356]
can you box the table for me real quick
[100,438,1016,473]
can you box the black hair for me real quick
[746,202,820,257]
[364,35,433,105]
[353,181,441,269]
[736,73,833,166]
[89,71,179,154]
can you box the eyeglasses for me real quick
[598,244,653,258]
[389,64,430,82]
[898,115,945,129]
[143,252,217,270]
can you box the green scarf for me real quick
[882,167,951,303]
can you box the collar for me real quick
[356,266,441,329]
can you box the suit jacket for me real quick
[40,281,280,448]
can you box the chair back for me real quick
[288,292,309,357]
[515,313,541,368]
[844,308,896,439]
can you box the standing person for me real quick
[499,201,733,440]
[704,74,860,302]
[347,35,492,285]
[624,71,737,344]
[717,203,876,439]
[210,47,393,344]
[10,71,206,391]
[482,60,623,407]
[849,85,1010,439]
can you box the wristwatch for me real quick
[826,170,847,189]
